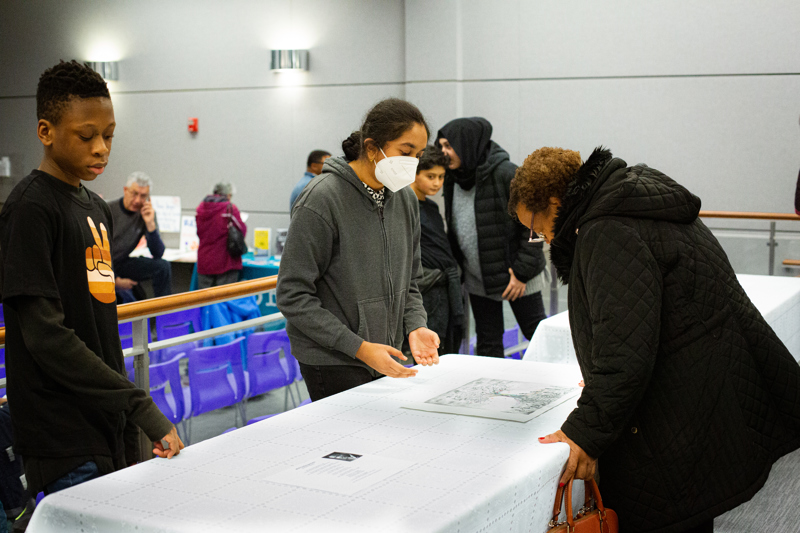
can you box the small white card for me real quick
[264,452,413,495]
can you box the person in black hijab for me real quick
[436,118,547,357]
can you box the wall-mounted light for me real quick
[270,50,309,72]
[85,61,119,81]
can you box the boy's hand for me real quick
[115,277,138,290]
[502,268,526,301]
[153,426,184,459]
[355,341,417,378]
[140,201,157,232]
[408,327,440,365]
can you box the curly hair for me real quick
[416,145,449,173]
[509,147,582,217]
[37,60,110,124]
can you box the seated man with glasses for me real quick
[109,171,172,302]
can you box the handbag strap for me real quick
[551,479,610,530]
[224,203,242,230]
[550,480,576,530]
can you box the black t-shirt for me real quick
[418,198,458,271]
[0,171,128,458]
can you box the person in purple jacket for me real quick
[195,182,247,289]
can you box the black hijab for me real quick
[436,117,493,191]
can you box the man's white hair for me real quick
[126,171,153,190]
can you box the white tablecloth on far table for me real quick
[524,273,800,364]
[29,355,585,533]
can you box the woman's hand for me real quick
[355,341,418,378]
[502,268,526,301]
[408,327,440,366]
[539,429,597,486]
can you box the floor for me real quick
[183,380,310,445]
[715,448,800,532]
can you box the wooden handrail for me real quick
[116,275,277,320]
[0,275,278,345]
[699,211,800,221]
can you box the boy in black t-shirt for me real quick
[0,61,183,496]
[409,146,465,354]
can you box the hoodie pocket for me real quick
[357,296,392,345]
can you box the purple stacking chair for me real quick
[151,322,196,364]
[124,357,136,382]
[186,337,246,442]
[118,322,152,351]
[246,331,300,411]
[273,329,303,398]
[156,308,202,342]
[503,325,525,359]
[0,303,5,328]
[149,352,189,441]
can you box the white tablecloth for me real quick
[29,355,585,533]
[524,273,800,364]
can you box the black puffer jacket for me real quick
[443,142,545,295]
[551,148,800,533]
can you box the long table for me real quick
[29,356,586,533]
[524,273,800,364]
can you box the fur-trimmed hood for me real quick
[549,147,701,284]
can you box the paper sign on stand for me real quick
[274,228,288,257]
[150,196,181,233]
[254,227,271,256]
[180,215,199,252]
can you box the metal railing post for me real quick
[549,263,559,316]
[132,317,152,463]
[768,221,777,276]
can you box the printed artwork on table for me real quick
[403,378,580,422]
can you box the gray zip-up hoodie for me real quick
[276,156,428,375]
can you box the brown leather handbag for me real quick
[548,479,619,533]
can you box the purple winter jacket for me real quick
[196,195,246,275]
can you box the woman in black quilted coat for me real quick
[509,147,800,533]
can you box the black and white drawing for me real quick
[403,378,580,422]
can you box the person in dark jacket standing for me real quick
[511,146,800,533]
[196,182,247,289]
[277,99,441,401]
[437,118,547,358]
[409,146,465,355]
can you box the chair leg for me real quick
[283,387,289,412]
[239,400,247,426]
[186,418,192,446]
[293,382,302,405]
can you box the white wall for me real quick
[406,0,800,213]
[2,0,800,271]
[0,0,407,243]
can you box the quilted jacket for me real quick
[443,142,545,295]
[551,148,800,533]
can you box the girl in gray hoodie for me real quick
[277,98,441,401]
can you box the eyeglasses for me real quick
[528,212,546,243]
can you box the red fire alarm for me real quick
[188,118,198,133]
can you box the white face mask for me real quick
[374,148,419,192]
